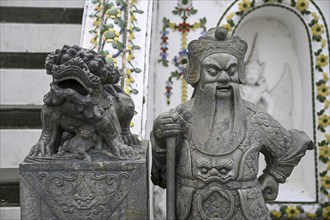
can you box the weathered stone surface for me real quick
[20,145,149,220]
[26,45,141,161]
[150,27,314,219]
[19,45,149,220]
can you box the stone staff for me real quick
[166,137,176,220]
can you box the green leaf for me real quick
[190,8,198,14]
[305,10,311,15]
[105,57,114,65]
[133,45,141,50]
[171,71,179,78]
[315,36,322,42]
[133,27,141,32]
[229,20,235,26]
[251,0,255,7]
[200,17,207,26]
[310,19,317,26]
[290,0,296,7]
[317,95,326,102]
[105,31,116,39]
[317,109,325,116]
[131,89,139,95]
[134,9,144,14]
[158,59,169,67]
[297,206,304,213]
[321,187,329,195]
[320,140,327,146]
[315,49,322,56]
[99,50,109,56]
[235,11,242,16]
[134,68,142,73]
[316,65,323,72]
[319,80,326,85]
[163,17,170,25]
[112,41,118,49]
[280,205,287,213]
[320,170,328,177]
[316,208,322,216]
[172,9,179,15]
[181,58,188,65]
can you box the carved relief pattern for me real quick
[239,188,269,219]
[198,187,234,220]
[38,171,129,219]
[243,151,259,179]
[218,0,330,218]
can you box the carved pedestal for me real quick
[20,155,149,220]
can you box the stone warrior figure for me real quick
[150,27,314,220]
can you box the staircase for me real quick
[0,1,84,218]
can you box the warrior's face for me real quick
[199,53,239,98]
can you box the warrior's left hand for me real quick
[258,173,279,201]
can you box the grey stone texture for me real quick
[151,27,314,219]
[27,45,141,161]
[20,45,148,220]
[20,156,149,220]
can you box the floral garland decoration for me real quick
[159,0,207,105]
[89,0,143,97]
[219,0,329,219]
[89,0,144,127]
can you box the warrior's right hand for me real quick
[153,112,182,143]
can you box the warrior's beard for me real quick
[191,83,247,155]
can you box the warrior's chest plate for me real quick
[191,149,242,183]
[187,126,263,182]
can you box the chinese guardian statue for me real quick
[150,27,314,220]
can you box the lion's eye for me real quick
[89,60,99,70]
[207,68,217,76]
[61,54,72,62]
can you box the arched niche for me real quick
[218,0,329,215]
[237,6,315,202]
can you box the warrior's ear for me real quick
[184,53,200,87]
[184,40,203,87]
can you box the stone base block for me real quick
[20,158,149,220]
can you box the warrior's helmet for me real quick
[184,27,248,87]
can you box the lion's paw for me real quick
[28,140,53,158]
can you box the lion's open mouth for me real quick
[57,77,89,96]
[53,66,102,96]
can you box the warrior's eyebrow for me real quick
[225,57,238,69]
[202,59,222,69]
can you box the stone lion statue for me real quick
[27,45,141,160]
